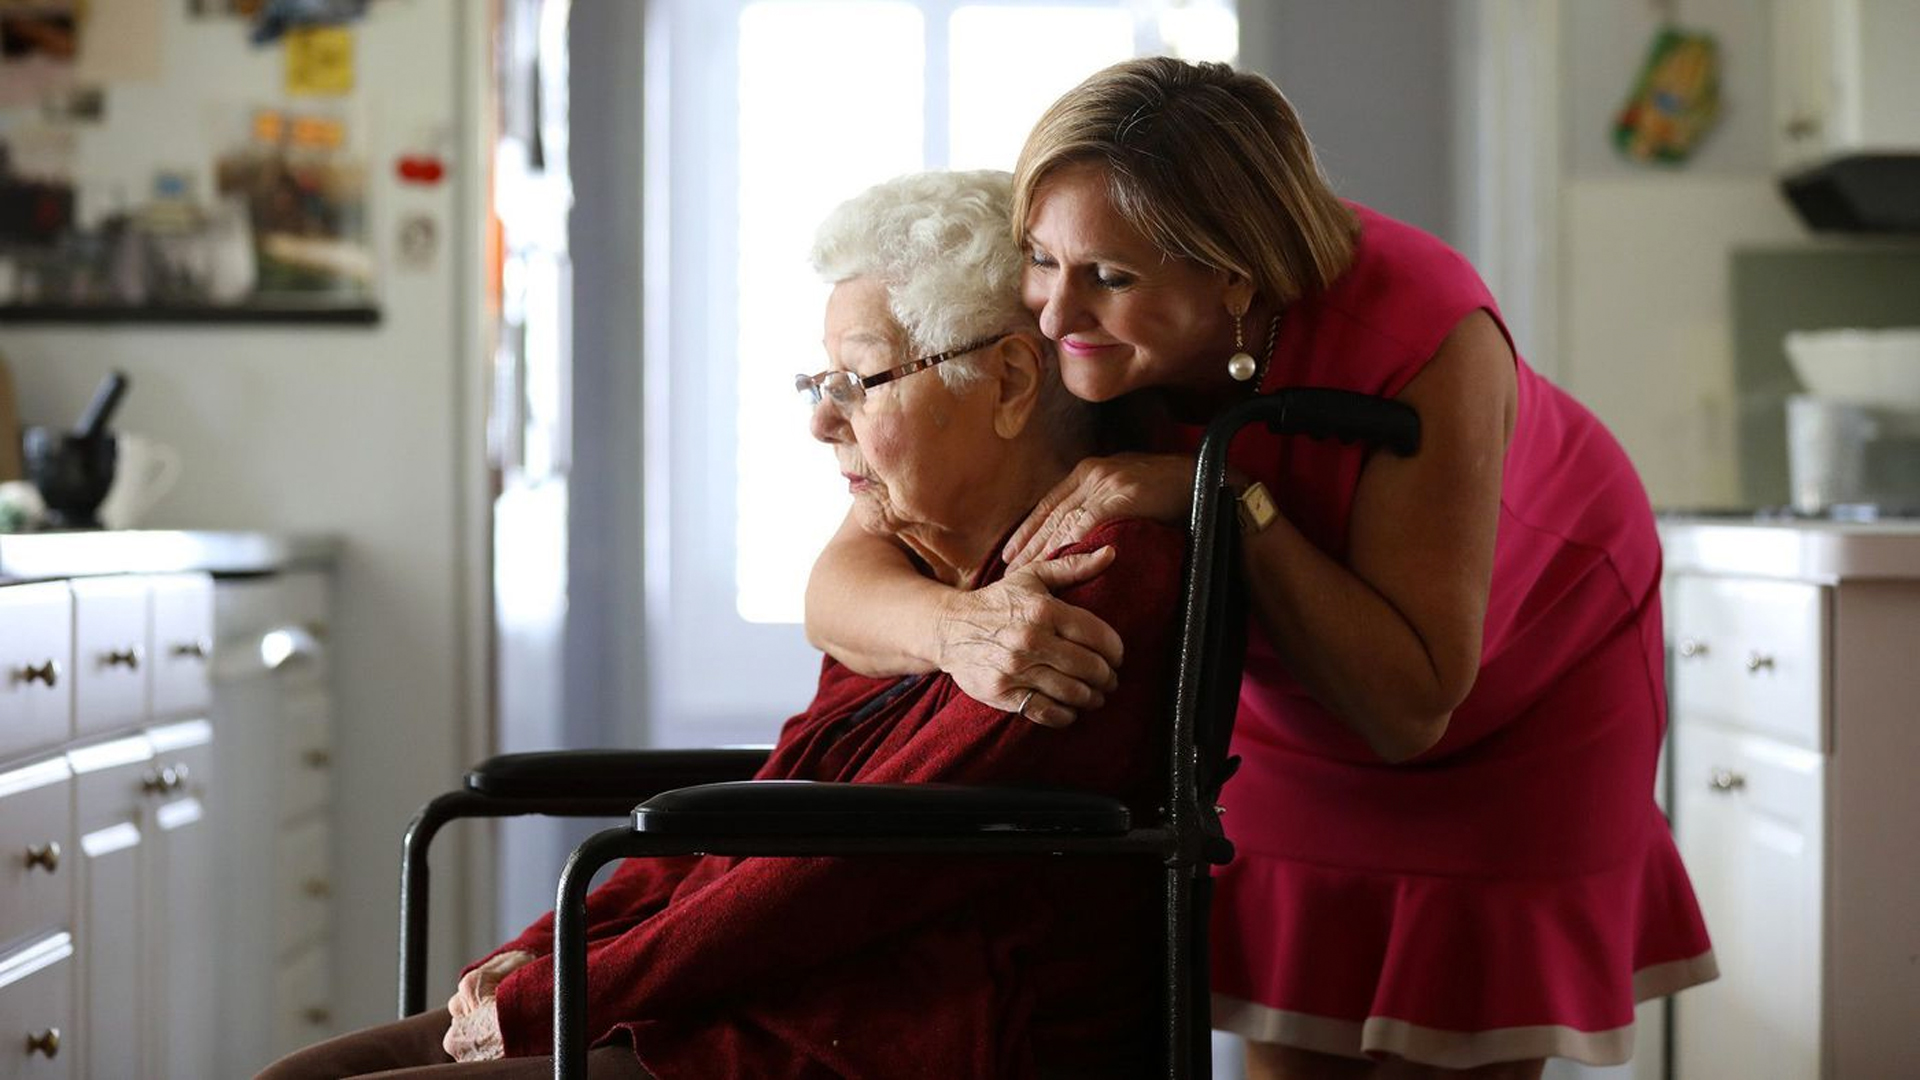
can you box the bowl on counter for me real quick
[1783,327,1920,407]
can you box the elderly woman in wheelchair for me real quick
[257,169,1187,1079]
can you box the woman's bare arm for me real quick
[1000,311,1516,762]
[1240,310,1515,761]
[804,510,1125,726]
[803,512,952,675]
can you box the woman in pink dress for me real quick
[805,58,1716,1078]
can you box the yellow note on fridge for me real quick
[286,26,355,97]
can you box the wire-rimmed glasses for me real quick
[795,332,1010,412]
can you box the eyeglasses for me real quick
[795,332,1010,412]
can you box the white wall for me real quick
[0,1,489,1033]
[1238,0,1463,244]
[1555,0,1807,508]
[1559,177,1801,508]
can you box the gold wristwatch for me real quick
[1236,481,1278,534]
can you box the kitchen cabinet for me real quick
[1662,521,1920,1078]
[1772,0,1920,168]
[2,535,337,1078]
[1672,721,1823,1079]
[64,573,215,1080]
[210,570,338,1072]
[0,758,70,956]
[0,933,74,1080]
[149,574,215,720]
[144,721,216,1080]
[67,735,149,1080]
[66,720,215,1080]
[0,566,302,1079]
[0,754,73,1080]
[68,578,150,740]
[0,584,71,762]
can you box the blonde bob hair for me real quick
[1013,57,1357,306]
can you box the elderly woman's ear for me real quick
[989,331,1050,439]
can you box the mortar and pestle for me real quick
[22,371,128,529]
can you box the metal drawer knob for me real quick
[10,660,59,687]
[301,748,332,769]
[302,1007,332,1026]
[142,766,180,796]
[23,842,61,873]
[102,647,141,670]
[1708,768,1747,793]
[25,1027,60,1058]
[169,640,211,661]
[302,877,332,899]
[1745,652,1776,674]
[1677,638,1709,659]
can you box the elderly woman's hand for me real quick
[448,950,536,1020]
[443,997,506,1062]
[1003,453,1195,571]
[935,546,1125,728]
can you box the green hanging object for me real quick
[1612,26,1724,164]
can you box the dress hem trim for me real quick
[1211,950,1718,1068]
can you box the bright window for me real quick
[734,2,926,624]
[946,7,1135,170]
[647,0,1236,742]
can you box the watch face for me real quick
[1238,482,1278,532]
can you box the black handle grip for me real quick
[1265,388,1420,456]
[76,370,129,442]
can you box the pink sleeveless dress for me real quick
[1199,205,1716,1067]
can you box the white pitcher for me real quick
[99,434,183,530]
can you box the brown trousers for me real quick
[253,1008,652,1080]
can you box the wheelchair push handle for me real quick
[1252,387,1421,457]
[1191,388,1420,509]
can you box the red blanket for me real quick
[485,517,1184,1078]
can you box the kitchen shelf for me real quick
[0,304,381,326]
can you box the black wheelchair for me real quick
[398,390,1419,1078]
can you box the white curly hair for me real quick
[810,170,1031,389]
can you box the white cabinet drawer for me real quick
[67,735,154,834]
[1669,576,1828,750]
[1672,721,1825,1080]
[274,818,331,957]
[0,584,73,761]
[0,934,74,1080]
[279,690,332,822]
[149,574,214,720]
[271,946,334,1058]
[0,760,72,954]
[147,718,213,807]
[69,579,150,739]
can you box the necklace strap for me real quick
[1251,312,1283,387]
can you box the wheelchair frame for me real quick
[396,389,1419,1079]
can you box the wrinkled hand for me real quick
[443,997,506,1062]
[448,950,536,1020]
[935,547,1124,728]
[1003,454,1195,572]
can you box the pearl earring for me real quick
[1226,312,1257,382]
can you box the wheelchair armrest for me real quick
[464,747,772,801]
[632,779,1131,837]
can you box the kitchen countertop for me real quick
[1660,516,1920,582]
[0,529,340,584]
